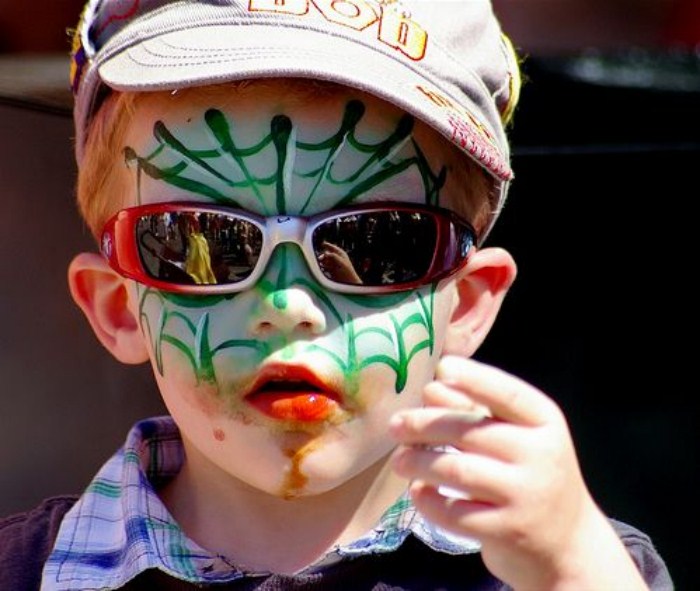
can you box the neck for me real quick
[159,438,408,574]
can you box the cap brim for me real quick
[94,23,511,183]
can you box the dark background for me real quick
[478,56,699,590]
[1,2,698,589]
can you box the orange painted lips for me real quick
[249,391,338,422]
[245,365,341,423]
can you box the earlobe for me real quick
[443,247,517,357]
[68,252,149,364]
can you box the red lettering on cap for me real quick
[247,0,427,61]
[416,85,455,109]
[249,0,309,15]
[416,85,494,144]
[312,0,378,31]
[378,8,426,61]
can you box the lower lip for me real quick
[248,392,338,422]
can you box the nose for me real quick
[247,245,327,337]
[249,288,327,336]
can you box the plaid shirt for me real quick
[41,416,480,590]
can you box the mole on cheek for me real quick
[213,428,226,442]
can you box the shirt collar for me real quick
[42,416,479,590]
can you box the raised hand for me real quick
[390,356,648,590]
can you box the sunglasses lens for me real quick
[135,211,263,286]
[312,210,443,287]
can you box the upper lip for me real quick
[243,363,344,404]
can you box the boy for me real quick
[0,0,671,589]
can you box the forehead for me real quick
[123,80,456,162]
[115,79,480,220]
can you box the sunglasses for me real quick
[100,202,476,295]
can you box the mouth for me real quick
[244,364,343,423]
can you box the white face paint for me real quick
[118,83,467,498]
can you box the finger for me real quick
[424,380,492,417]
[390,409,522,461]
[321,241,344,254]
[390,406,487,445]
[392,446,511,504]
[436,356,561,426]
[409,480,504,540]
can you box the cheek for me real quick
[153,368,221,420]
[346,282,456,397]
[137,289,252,374]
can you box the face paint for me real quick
[139,264,436,396]
[125,100,445,216]
[120,87,464,496]
[130,100,445,397]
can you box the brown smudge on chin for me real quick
[280,440,320,500]
[213,428,226,442]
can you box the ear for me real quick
[68,252,149,364]
[443,247,517,357]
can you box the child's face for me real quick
[116,84,470,498]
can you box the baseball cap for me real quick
[70,0,521,234]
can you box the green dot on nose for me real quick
[273,291,288,310]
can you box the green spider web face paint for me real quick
[125,93,457,405]
[137,255,437,395]
[125,99,446,216]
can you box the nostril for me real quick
[256,321,273,335]
[248,290,327,337]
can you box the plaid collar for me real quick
[41,416,480,590]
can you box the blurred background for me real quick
[1,1,698,588]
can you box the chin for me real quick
[272,436,393,500]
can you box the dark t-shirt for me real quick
[0,496,673,590]
[0,496,79,591]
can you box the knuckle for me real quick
[497,510,531,547]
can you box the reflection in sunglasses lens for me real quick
[130,208,470,291]
[312,211,437,286]
[136,212,263,286]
